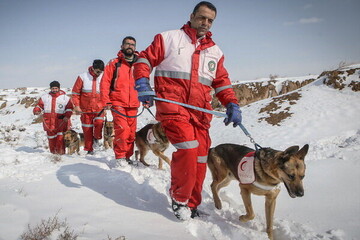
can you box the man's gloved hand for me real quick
[135,77,156,107]
[224,102,242,127]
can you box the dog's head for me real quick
[153,122,168,142]
[64,130,78,146]
[258,144,309,198]
[104,121,114,135]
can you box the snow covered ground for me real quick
[0,65,359,239]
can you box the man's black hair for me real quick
[93,59,104,71]
[122,36,136,45]
[192,1,217,16]
[50,80,60,88]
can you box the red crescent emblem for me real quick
[240,160,247,171]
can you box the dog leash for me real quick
[77,108,105,117]
[145,106,156,119]
[110,106,146,118]
[153,97,262,150]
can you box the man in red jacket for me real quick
[33,81,73,155]
[72,59,105,154]
[133,1,242,220]
[100,36,140,166]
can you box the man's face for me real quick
[121,39,136,57]
[190,5,216,38]
[50,87,59,93]
[93,68,103,76]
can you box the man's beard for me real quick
[123,48,134,57]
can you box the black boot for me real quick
[191,208,200,218]
[171,199,191,220]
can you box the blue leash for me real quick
[153,97,262,150]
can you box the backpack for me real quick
[110,55,137,91]
[110,60,121,91]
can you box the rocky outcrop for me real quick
[279,79,315,95]
[320,67,360,91]
[211,77,315,109]
[211,64,359,126]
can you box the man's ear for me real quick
[190,13,194,21]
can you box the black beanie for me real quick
[93,59,104,71]
[50,81,60,88]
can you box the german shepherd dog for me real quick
[64,129,84,155]
[103,120,114,150]
[135,122,171,169]
[208,143,309,240]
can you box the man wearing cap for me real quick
[33,81,73,155]
[71,59,105,154]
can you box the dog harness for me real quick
[238,152,280,191]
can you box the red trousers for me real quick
[111,106,137,159]
[47,131,65,154]
[162,119,211,209]
[45,119,70,155]
[81,113,104,151]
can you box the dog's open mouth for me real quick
[283,179,297,198]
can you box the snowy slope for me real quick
[0,65,359,240]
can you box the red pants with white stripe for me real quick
[111,106,138,159]
[47,131,65,155]
[162,119,211,209]
[45,120,70,155]
[81,113,104,152]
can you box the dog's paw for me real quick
[239,214,255,222]
[214,203,222,210]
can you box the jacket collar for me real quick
[88,66,98,78]
[49,89,65,97]
[117,50,139,65]
[181,22,215,49]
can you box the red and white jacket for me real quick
[72,67,104,113]
[33,90,73,132]
[134,23,238,129]
[100,51,140,108]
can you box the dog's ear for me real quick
[296,144,309,160]
[284,146,299,156]
[277,146,300,164]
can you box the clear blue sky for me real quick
[1,0,359,89]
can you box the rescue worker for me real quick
[100,36,140,165]
[33,81,73,155]
[133,1,242,220]
[71,59,105,154]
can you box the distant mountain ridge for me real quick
[213,64,360,110]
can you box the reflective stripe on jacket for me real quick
[71,67,103,112]
[134,23,238,129]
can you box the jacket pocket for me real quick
[156,86,181,115]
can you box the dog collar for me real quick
[252,181,280,191]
